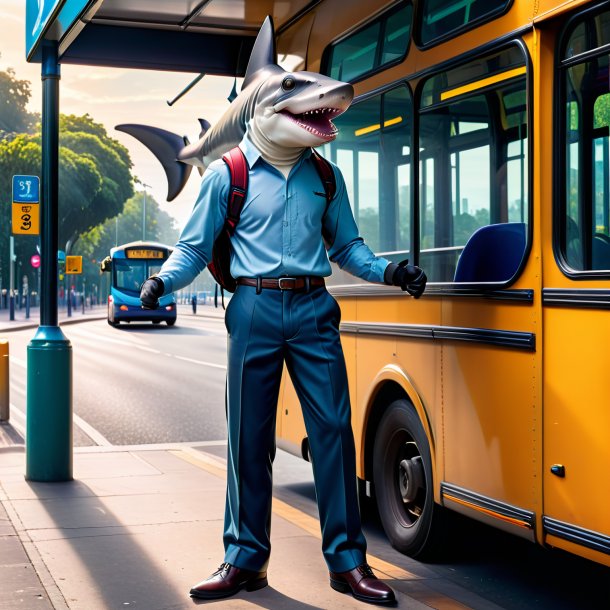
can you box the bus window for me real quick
[419,46,528,282]
[559,7,610,272]
[323,85,413,261]
[418,0,512,48]
[322,2,412,83]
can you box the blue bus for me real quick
[101,241,177,327]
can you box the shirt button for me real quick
[283,221,288,226]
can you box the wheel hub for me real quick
[399,455,424,503]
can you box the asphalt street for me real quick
[7,313,229,446]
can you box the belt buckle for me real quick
[278,277,297,290]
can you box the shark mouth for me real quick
[280,107,342,140]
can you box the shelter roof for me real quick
[26,0,314,74]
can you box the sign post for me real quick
[11,174,40,321]
[26,41,73,482]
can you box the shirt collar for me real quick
[238,133,313,169]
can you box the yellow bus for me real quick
[274,0,610,567]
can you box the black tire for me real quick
[373,399,445,560]
[152,320,161,325]
[107,319,119,327]
[166,319,176,326]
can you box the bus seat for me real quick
[592,233,610,270]
[454,222,526,282]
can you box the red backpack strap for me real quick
[310,149,337,248]
[310,149,336,205]
[221,146,249,235]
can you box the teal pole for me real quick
[26,40,72,482]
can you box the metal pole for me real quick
[0,340,9,422]
[27,40,72,482]
[143,189,146,241]
[9,237,14,321]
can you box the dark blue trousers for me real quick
[222,284,367,572]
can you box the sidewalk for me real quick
[0,440,487,610]
[0,304,107,334]
[0,302,227,333]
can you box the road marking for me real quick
[8,388,112,447]
[174,355,227,370]
[72,413,112,446]
[171,448,421,583]
[71,329,221,364]
[7,403,26,437]
[10,355,27,368]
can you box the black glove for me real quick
[140,277,165,310]
[385,260,427,298]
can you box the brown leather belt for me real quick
[237,277,325,291]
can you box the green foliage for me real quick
[594,93,610,129]
[0,67,38,137]
[0,65,140,300]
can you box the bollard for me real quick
[27,327,72,481]
[0,340,9,422]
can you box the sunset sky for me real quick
[1,0,241,230]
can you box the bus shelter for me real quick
[25,0,305,481]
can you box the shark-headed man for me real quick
[137,15,426,605]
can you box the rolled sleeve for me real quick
[157,163,228,293]
[324,166,390,284]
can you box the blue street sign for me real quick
[12,175,40,203]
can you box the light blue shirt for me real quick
[158,135,390,293]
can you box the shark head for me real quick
[116,15,353,201]
[251,68,353,148]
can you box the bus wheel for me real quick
[373,399,444,560]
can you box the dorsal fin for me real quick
[242,15,276,89]
[198,118,211,138]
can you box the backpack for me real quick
[207,146,337,293]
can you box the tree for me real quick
[58,114,133,247]
[0,67,37,137]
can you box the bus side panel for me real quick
[441,298,539,511]
[355,296,442,485]
[543,307,610,554]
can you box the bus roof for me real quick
[110,240,174,257]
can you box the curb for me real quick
[0,314,107,333]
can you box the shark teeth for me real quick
[280,107,341,140]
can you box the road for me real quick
[8,312,229,446]
[5,313,610,608]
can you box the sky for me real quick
[1,0,241,231]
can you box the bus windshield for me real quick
[113,259,164,296]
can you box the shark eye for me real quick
[282,76,296,91]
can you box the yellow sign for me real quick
[12,203,39,235]
[65,255,83,274]
[126,249,164,259]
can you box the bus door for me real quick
[542,7,610,562]
[419,45,539,537]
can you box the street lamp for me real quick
[141,183,151,241]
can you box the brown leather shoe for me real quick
[189,562,268,600]
[330,563,396,605]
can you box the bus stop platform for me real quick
[0,437,497,610]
